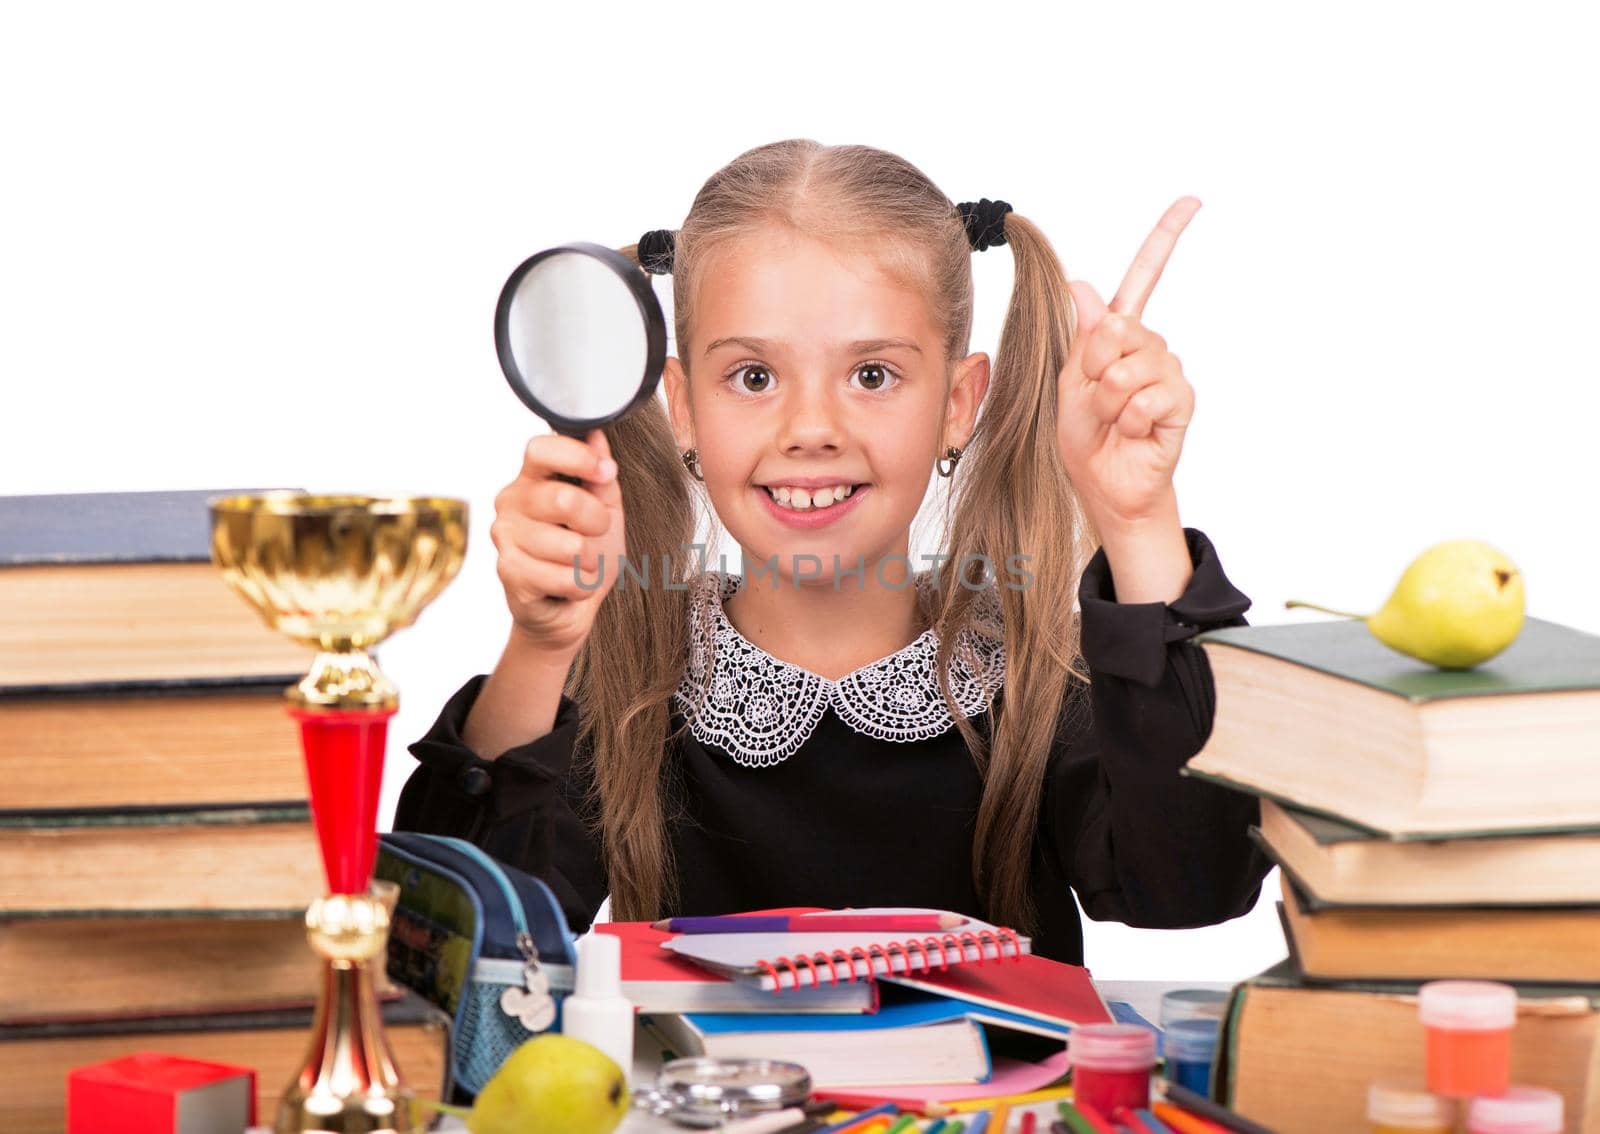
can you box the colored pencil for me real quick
[1113,1107,1174,1133]
[650,913,968,933]
[1157,1083,1276,1134]
[886,1117,919,1134]
[1020,1112,1038,1134]
[966,1111,991,1134]
[947,1086,1074,1113]
[813,1091,952,1118]
[1151,1103,1230,1134]
[924,1121,949,1134]
[1135,1110,1177,1133]
[1065,1101,1118,1134]
[986,1102,1010,1134]
[821,1103,901,1134]
[1052,1105,1096,1134]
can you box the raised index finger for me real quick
[1109,196,1201,318]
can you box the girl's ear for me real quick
[662,355,693,449]
[945,351,991,449]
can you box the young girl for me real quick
[396,139,1269,964]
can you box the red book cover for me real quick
[882,953,1112,1030]
[595,908,876,1014]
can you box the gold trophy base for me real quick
[277,891,423,1134]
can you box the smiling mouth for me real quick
[759,484,867,512]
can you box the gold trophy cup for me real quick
[210,492,467,1133]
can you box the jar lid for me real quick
[1163,1018,1220,1062]
[1466,1086,1564,1134]
[1367,1081,1454,1127]
[1159,988,1229,1027]
[1418,980,1518,1030]
[1068,1024,1158,1072]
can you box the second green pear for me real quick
[1288,539,1526,669]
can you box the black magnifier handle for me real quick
[547,429,596,601]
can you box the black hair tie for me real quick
[637,229,676,275]
[957,198,1013,252]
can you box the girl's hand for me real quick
[489,428,626,657]
[1057,197,1200,534]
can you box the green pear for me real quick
[1287,540,1525,669]
[429,1033,630,1134]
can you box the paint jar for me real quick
[1466,1086,1564,1134]
[1163,1018,1220,1095]
[1418,981,1517,1097]
[1068,1023,1156,1116]
[1366,1080,1455,1133]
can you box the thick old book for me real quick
[1184,617,1600,837]
[1252,798,1600,907]
[0,806,324,915]
[1277,874,1600,984]
[1217,960,1600,1133]
[0,989,450,1134]
[0,912,326,1022]
[0,677,306,813]
[0,488,314,687]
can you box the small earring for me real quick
[936,445,964,478]
[682,447,704,481]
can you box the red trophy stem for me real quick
[289,705,396,894]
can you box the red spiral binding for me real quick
[757,922,1024,992]
[757,958,782,994]
[956,930,981,962]
[934,927,960,966]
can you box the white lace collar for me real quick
[672,571,1007,768]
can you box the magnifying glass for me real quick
[633,1057,814,1127]
[493,241,669,598]
[494,241,668,451]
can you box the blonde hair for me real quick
[571,139,1096,931]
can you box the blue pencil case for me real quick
[375,832,578,1097]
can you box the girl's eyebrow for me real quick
[704,335,923,356]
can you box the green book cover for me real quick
[1193,616,1600,702]
[0,804,310,830]
[1270,800,1600,846]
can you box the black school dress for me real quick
[393,527,1270,964]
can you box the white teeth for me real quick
[763,484,858,510]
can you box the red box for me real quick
[67,1052,256,1134]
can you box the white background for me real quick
[4,2,1596,982]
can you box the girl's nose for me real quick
[776,385,845,455]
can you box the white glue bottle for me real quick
[561,931,634,1073]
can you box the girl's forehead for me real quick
[695,231,938,350]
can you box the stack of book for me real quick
[1181,615,1600,1133]
[593,909,1109,1100]
[0,490,450,1131]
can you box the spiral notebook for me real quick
[661,907,1032,993]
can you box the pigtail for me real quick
[566,248,706,920]
[938,210,1096,933]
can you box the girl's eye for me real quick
[851,361,900,392]
[728,364,774,394]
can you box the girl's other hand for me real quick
[489,427,625,656]
[1057,196,1200,534]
